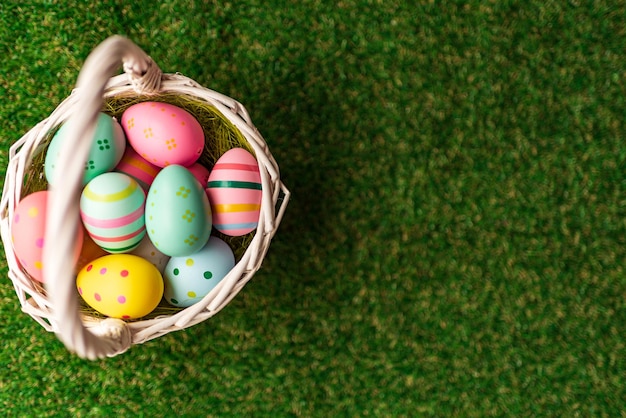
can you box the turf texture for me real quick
[0,1,625,416]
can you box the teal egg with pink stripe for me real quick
[206,148,262,236]
[80,172,146,253]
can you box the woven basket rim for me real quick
[0,70,290,351]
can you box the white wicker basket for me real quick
[0,36,289,359]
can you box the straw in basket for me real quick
[0,36,290,359]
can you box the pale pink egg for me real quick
[11,191,84,282]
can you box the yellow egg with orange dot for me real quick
[77,254,164,319]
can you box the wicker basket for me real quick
[0,36,289,359]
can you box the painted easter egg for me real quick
[75,228,108,273]
[187,162,210,187]
[114,145,161,191]
[80,172,146,253]
[206,148,262,236]
[45,113,126,186]
[163,236,235,307]
[76,254,164,319]
[121,102,204,167]
[145,165,212,257]
[129,235,170,274]
[11,191,83,282]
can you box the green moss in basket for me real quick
[22,148,48,195]
[78,294,183,322]
[22,92,263,320]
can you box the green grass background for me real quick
[1,0,625,416]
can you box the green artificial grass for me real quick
[1,0,626,416]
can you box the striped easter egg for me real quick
[206,148,262,236]
[114,145,161,191]
[80,172,146,253]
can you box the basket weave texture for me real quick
[0,36,289,359]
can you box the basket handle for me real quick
[43,36,162,359]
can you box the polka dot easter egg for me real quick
[80,172,146,253]
[206,148,262,236]
[114,145,161,191]
[164,236,235,307]
[45,112,126,186]
[77,254,164,319]
[121,102,204,168]
[11,191,84,282]
[145,165,212,257]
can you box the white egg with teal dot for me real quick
[163,236,235,307]
[129,235,170,274]
[44,113,126,186]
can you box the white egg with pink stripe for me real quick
[80,172,146,253]
[206,148,262,236]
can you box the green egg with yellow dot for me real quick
[145,164,212,257]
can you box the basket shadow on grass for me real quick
[117,55,358,356]
[18,64,349,354]
[188,71,361,340]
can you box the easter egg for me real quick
[76,254,164,319]
[114,145,161,191]
[129,235,170,274]
[121,102,204,168]
[80,172,146,253]
[187,162,210,187]
[45,113,126,186]
[11,191,83,282]
[145,165,212,257]
[206,148,262,236]
[75,228,108,273]
[163,236,235,307]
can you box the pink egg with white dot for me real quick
[10,191,83,282]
